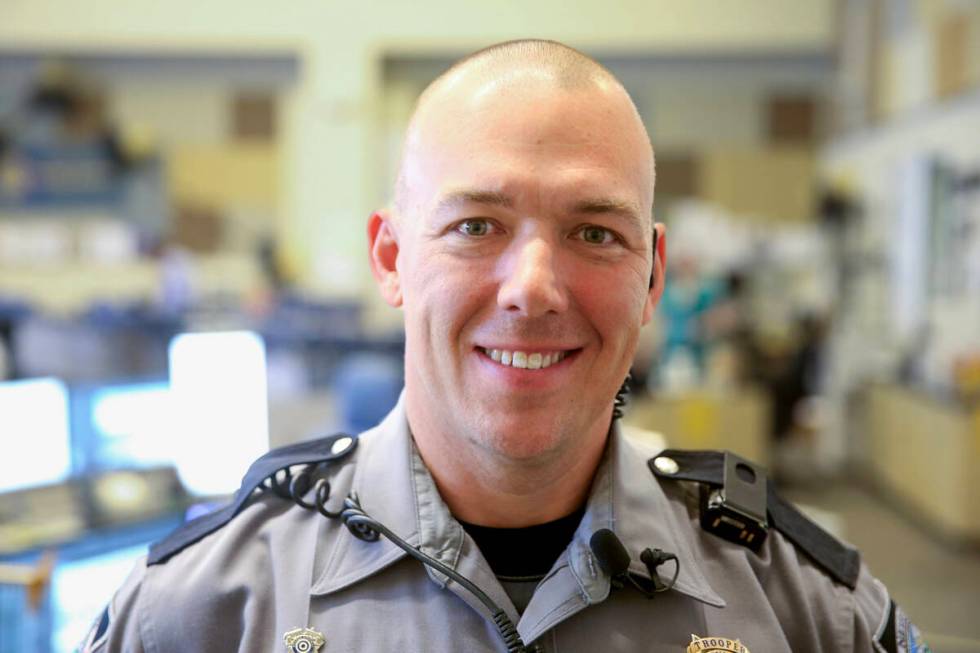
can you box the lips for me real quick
[478,347,574,370]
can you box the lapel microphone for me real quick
[589,529,680,598]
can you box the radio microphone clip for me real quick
[590,529,680,599]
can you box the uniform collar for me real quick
[564,420,726,608]
[515,422,725,643]
[310,394,509,615]
[310,394,420,597]
[310,398,725,623]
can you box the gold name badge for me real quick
[687,634,750,653]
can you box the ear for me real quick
[641,223,666,325]
[368,209,402,307]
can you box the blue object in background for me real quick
[49,543,147,652]
[332,353,403,434]
[656,275,724,384]
[0,516,182,653]
[84,380,173,472]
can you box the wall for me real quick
[1,0,836,305]
[0,54,295,313]
[819,86,980,474]
[379,53,832,221]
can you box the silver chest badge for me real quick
[284,627,325,653]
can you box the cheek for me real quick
[574,272,649,342]
[403,256,488,339]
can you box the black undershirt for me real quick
[459,507,585,613]
[459,507,585,578]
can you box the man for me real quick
[84,40,927,652]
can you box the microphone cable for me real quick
[271,466,536,653]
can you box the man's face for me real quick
[373,76,660,462]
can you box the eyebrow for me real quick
[570,198,644,227]
[434,189,514,214]
[433,189,645,228]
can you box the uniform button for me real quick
[331,436,354,455]
[653,456,679,475]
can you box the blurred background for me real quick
[1,1,979,651]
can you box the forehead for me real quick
[400,77,653,217]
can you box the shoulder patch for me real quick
[147,432,356,565]
[876,601,933,653]
[79,604,110,652]
[649,449,860,589]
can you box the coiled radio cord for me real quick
[262,465,537,653]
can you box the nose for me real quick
[497,237,569,317]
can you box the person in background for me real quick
[82,40,928,653]
[652,249,725,390]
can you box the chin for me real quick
[471,412,579,462]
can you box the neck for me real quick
[409,407,611,528]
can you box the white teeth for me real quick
[482,348,568,370]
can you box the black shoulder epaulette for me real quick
[648,449,860,590]
[147,432,357,566]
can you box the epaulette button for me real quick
[331,436,355,456]
[653,456,679,475]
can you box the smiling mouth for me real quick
[478,347,577,370]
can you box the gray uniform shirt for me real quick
[84,397,904,652]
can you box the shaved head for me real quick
[395,39,655,220]
[433,39,622,94]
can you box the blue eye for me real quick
[458,219,491,236]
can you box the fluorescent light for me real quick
[168,331,269,496]
[91,382,174,467]
[0,378,71,493]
